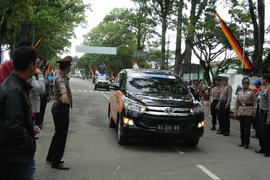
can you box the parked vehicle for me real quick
[94,75,110,91]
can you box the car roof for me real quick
[123,69,174,77]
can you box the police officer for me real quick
[46,56,72,169]
[234,77,257,149]
[255,74,270,157]
[216,76,232,136]
[210,76,222,130]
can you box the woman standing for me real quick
[234,77,257,149]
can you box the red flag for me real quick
[215,12,254,70]
[133,59,139,69]
[266,24,270,33]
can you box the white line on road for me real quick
[84,90,87,92]
[172,146,185,155]
[98,92,110,100]
[78,90,82,92]
[196,165,220,180]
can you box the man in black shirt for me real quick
[0,46,37,180]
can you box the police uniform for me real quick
[46,57,72,168]
[257,85,270,155]
[210,85,222,129]
[217,80,232,135]
[234,88,257,147]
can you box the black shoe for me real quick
[223,132,230,136]
[216,131,223,134]
[47,159,64,164]
[51,163,69,170]
[255,149,265,153]
[244,145,249,149]
[238,144,244,147]
[210,126,216,131]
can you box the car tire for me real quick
[185,137,199,147]
[117,115,128,145]
[94,86,97,90]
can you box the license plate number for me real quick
[157,124,180,132]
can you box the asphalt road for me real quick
[35,78,270,180]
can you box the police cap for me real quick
[57,56,72,64]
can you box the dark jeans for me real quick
[0,161,32,180]
[211,100,219,126]
[218,103,230,133]
[46,102,70,163]
[238,116,252,146]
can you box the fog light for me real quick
[123,117,134,126]
[140,106,147,112]
[198,121,205,128]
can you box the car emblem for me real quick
[164,107,174,113]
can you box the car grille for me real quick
[98,82,108,84]
[138,114,201,129]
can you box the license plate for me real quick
[157,124,180,132]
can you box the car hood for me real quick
[127,92,194,107]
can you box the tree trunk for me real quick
[160,18,167,70]
[175,0,184,75]
[257,0,265,72]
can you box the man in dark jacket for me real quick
[0,46,37,180]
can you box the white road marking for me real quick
[172,146,185,155]
[78,90,82,92]
[84,90,87,92]
[196,165,220,180]
[98,92,110,100]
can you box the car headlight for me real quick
[123,97,146,112]
[190,103,204,115]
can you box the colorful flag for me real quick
[214,12,254,70]
[133,59,139,69]
[266,24,270,33]
[53,65,59,73]
[44,63,50,73]
[89,66,95,77]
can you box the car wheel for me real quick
[117,115,128,145]
[185,137,199,147]
[108,105,116,128]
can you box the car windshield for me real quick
[97,76,108,80]
[126,73,188,94]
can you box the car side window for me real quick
[119,72,126,89]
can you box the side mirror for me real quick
[110,83,120,90]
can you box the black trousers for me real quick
[238,116,252,145]
[34,112,41,127]
[257,111,270,153]
[0,161,31,180]
[39,95,48,127]
[218,103,230,133]
[211,100,219,126]
[46,102,70,163]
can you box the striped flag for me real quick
[266,24,270,33]
[44,63,50,73]
[214,12,254,70]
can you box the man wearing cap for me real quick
[216,76,232,136]
[46,56,72,169]
[234,77,257,149]
[255,74,270,157]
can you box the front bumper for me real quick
[122,110,204,138]
[95,83,110,89]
